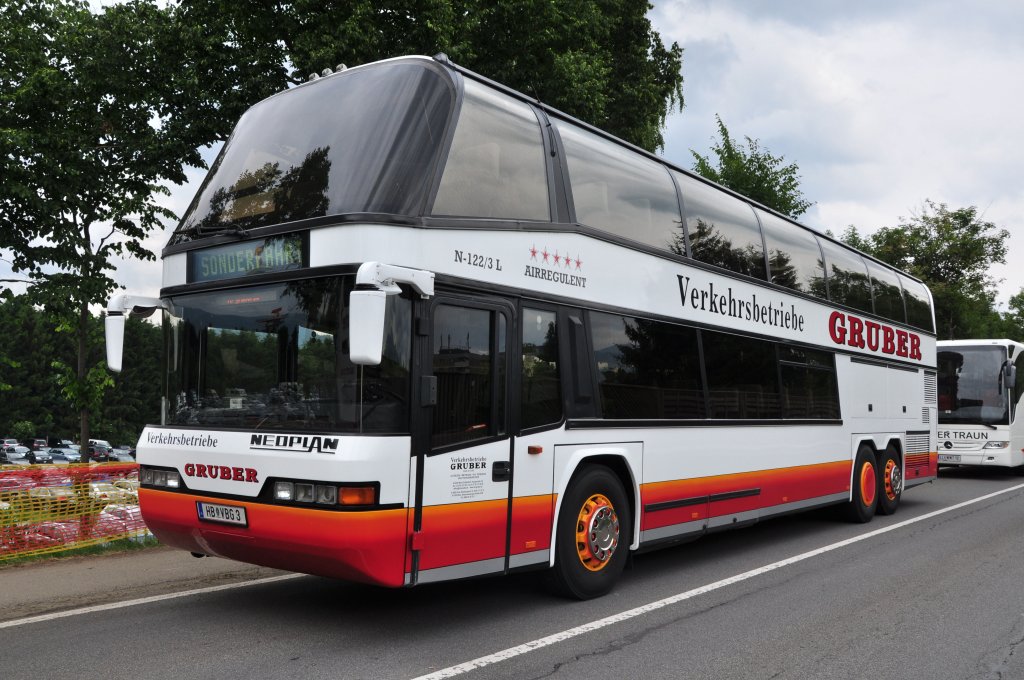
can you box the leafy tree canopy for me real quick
[0,0,224,445]
[176,0,684,151]
[838,201,1012,340]
[691,114,812,218]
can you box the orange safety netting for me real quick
[0,462,148,561]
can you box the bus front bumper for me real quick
[139,488,410,587]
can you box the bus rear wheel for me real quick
[546,465,630,600]
[843,445,878,523]
[877,445,902,516]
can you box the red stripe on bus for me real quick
[639,460,853,531]
[415,499,508,570]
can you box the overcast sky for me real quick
[20,0,1022,311]
[651,0,1024,308]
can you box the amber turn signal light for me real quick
[339,486,376,505]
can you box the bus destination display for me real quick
[189,233,306,283]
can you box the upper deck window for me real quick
[900,274,934,332]
[818,238,873,314]
[172,62,453,243]
[867,260,906,323]
[757,209,827,297]
[432,80,549,220]
[675,172,767,280]
[556,121,681,251]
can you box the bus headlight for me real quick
[983,441,1009,449]
[274,481,294,501]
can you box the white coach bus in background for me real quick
[105,54,938,599]
[937,340,1023,469]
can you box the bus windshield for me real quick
[171,60,453,242]
[163,277,412,433]
[937,346,1009,426]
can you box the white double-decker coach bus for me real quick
[937,340,1023,469]
[106,55,938,599]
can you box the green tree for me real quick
[692,115,812,218]
[840,201,1010,340]
[0,0,227,448]
[10,420,36,444]
[176,0,684,151]
[0,297,67,438]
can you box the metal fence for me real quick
[0,462,147,561]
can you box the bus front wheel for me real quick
[546,465,630,600]
[844,445,879,523]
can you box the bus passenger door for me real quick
[411,298,513,584]
[507,306,564,571]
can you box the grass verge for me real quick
[0,535,161,569]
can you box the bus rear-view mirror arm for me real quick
[350,262,434,365]
[105,293,169,373]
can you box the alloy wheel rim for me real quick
[575,493,620,572]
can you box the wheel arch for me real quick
[549,444,643,567]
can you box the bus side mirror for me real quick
[105,314,126,373]
[1006,362,1017,387]
[105,293,167,373]
[349,289,387,365]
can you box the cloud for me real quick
[652,0,1024,306]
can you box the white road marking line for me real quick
[410,482,1024,680]
[0,573,304,629]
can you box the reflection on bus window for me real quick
[937,347,1009,425]
[590,311,705,419]
[675,172,766,280]
[173,63,452,240]
[433,80,549,220]
[432,305,506,448]
[702,330,780,419]
[757,209,827,297]
[164,278,411,433]
[818,239,873,314]
[867,260,905,323]
[900,274,934,331]
[778,346,840,419]
[522,309,562,429]
[557,121,680,250]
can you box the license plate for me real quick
[197,501,247,526]
[938,454,961,463]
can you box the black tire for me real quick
[876,445,902,516]
[546,465,630,600]
[843,445,878,523]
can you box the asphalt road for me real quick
[4,466,1024,680]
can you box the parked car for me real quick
[2,438,18,447]
[111,479,139,499]
[85,445,113,462]
[47,447,81,464]
[1,445,31,465]
[113,445,136,459]
[29,439,48,451]
[25,485,77,515]
[88,481,136,505]
[26,448,53,465]
[110,449,136,463]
